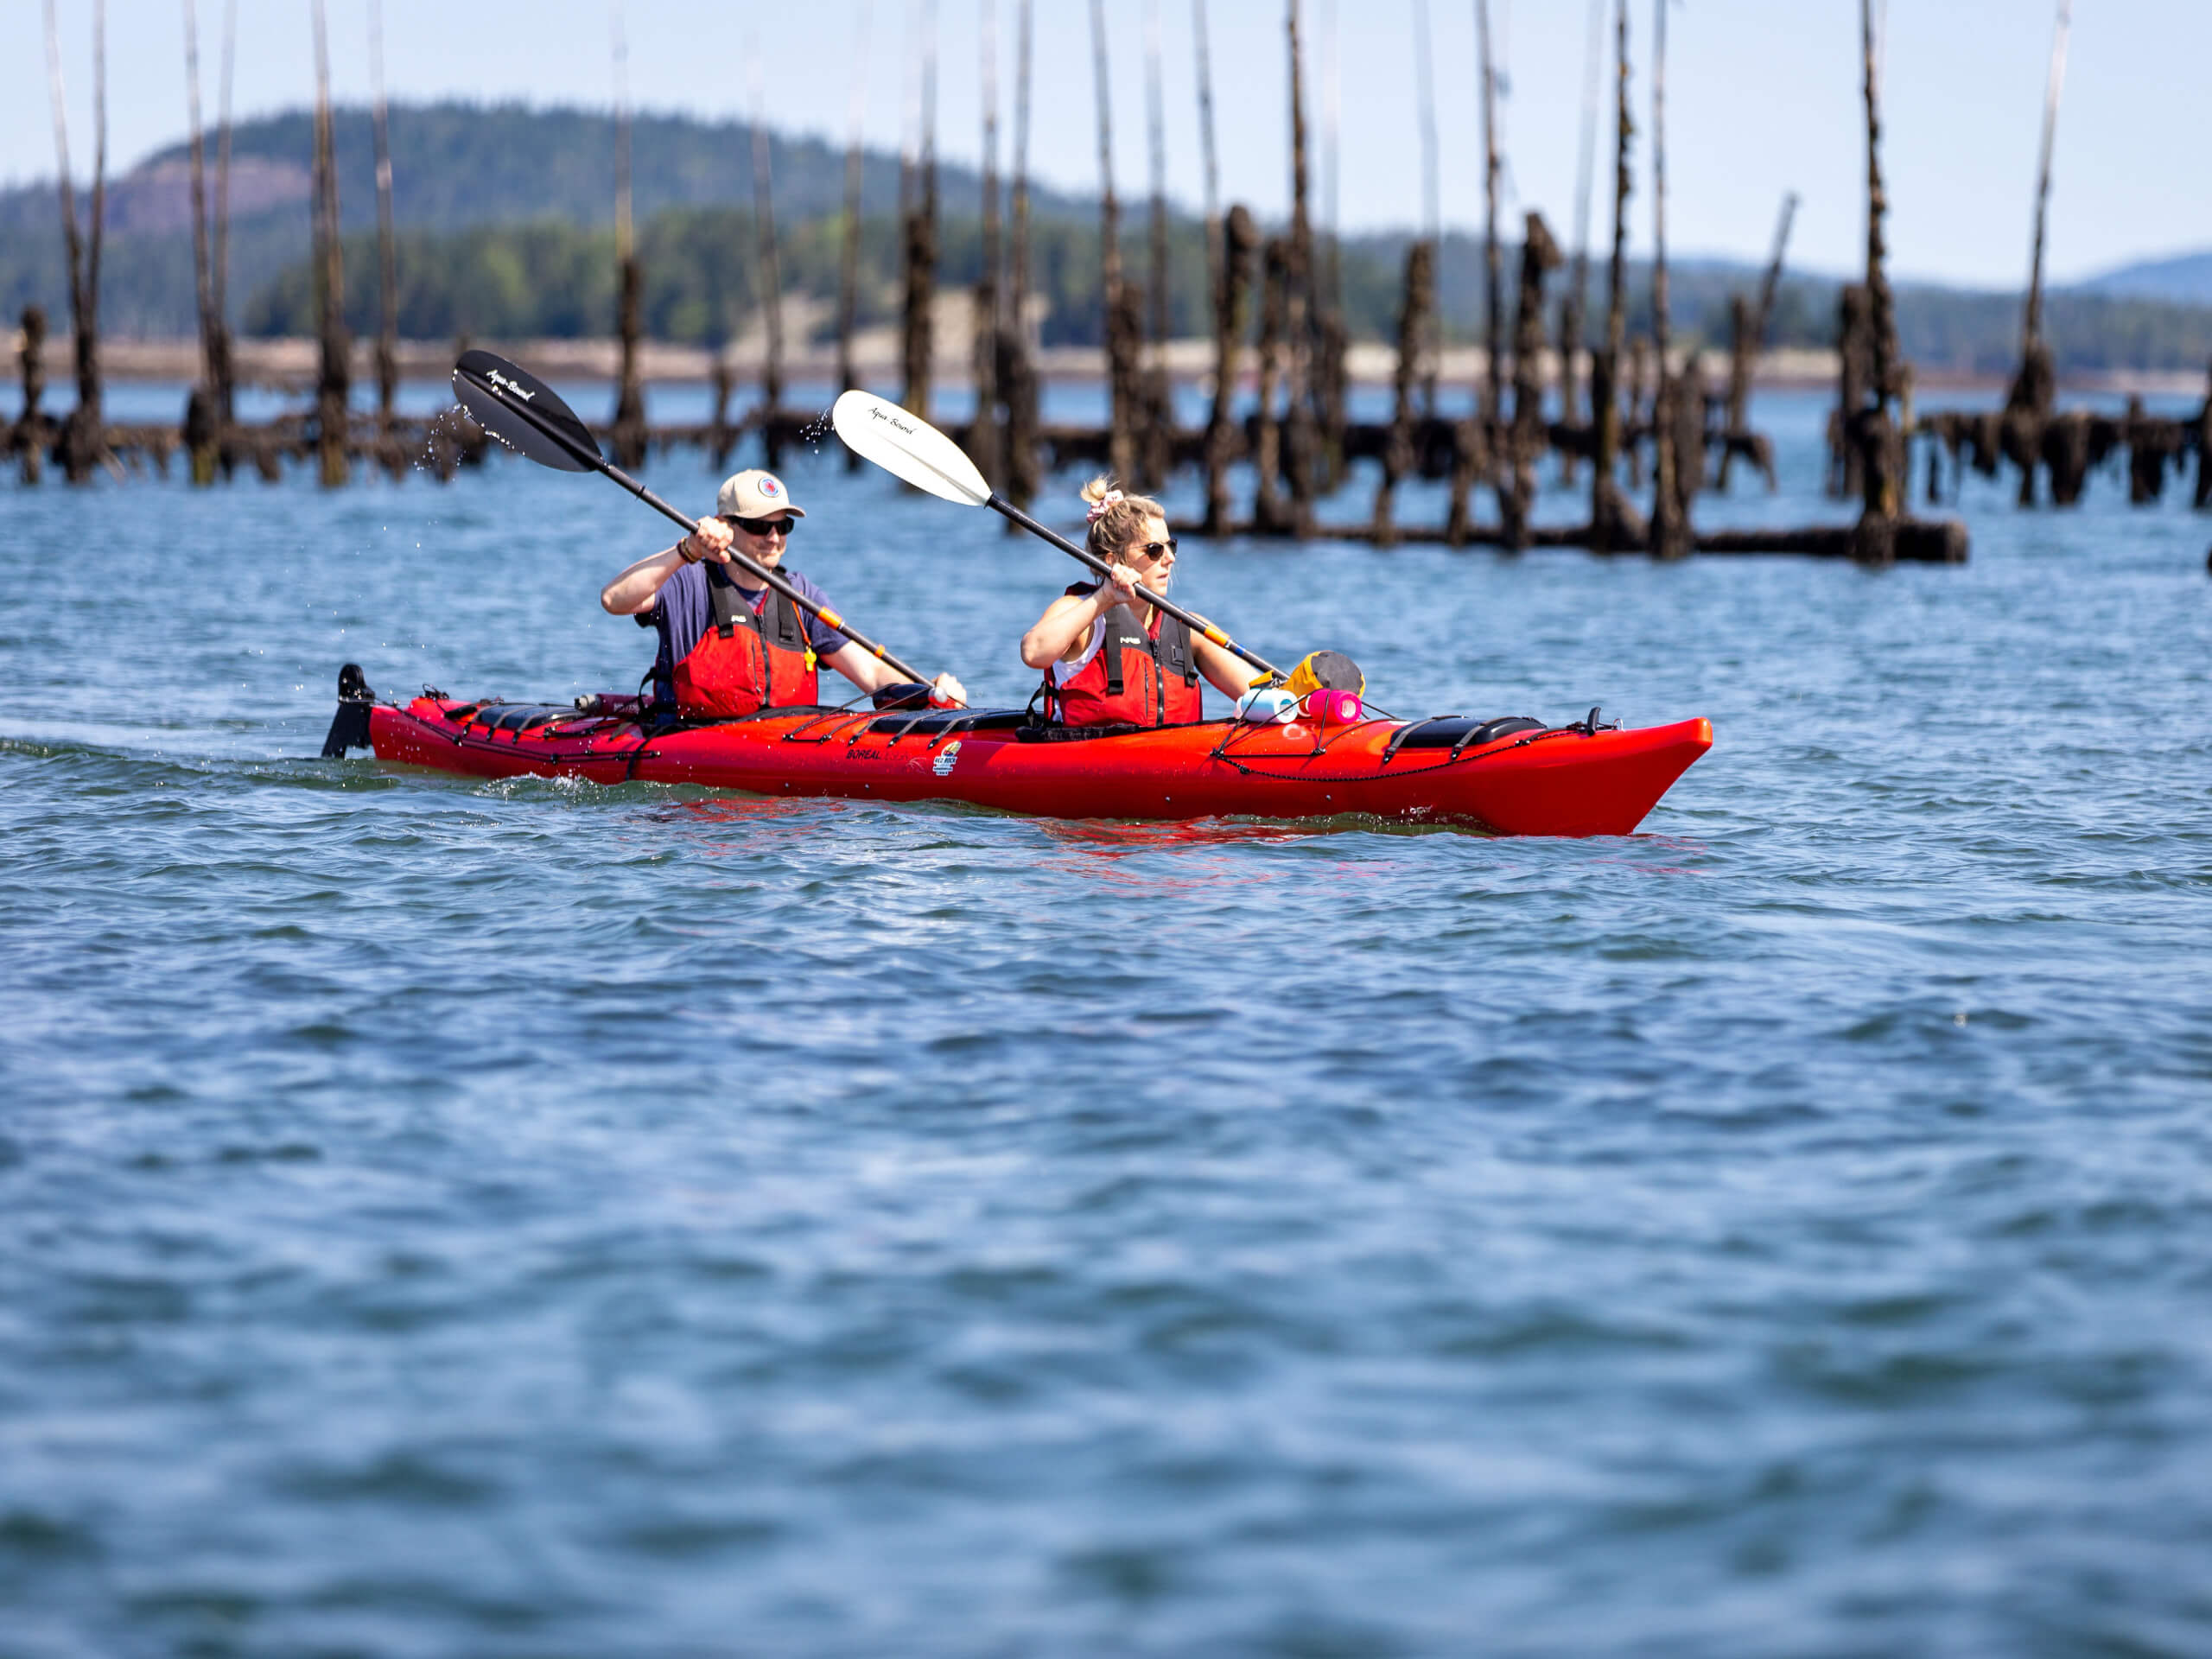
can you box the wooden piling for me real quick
[1556,0,1607,487]
[308,0,351,486]
[1000,0,1040,511]
[1310,0,1348,492]
[836,0,871,469]
[370,0,399,435]
[1137,0,1173,490]
[2006,0,2071,506]
[1716,192,1794,491]
[11,307,48,484]
[182,0,221,483]
[1849,0,1906,561]
[1090,0,1138,485]
[1203,206,1257,536]
[44,0,110,485]
[610,6,645,469]
[1370,240,1433,548]
[1503,213,1562,550]
[1648,0,1692,559]
[1412,0,1441,417]
[749,66,786,470]
[1252,238,1291,533]
[968,0,1004,487]
[210,0,237,446]
[1281,0,1317,536]
[1587,0,1643,551]
[1476,0,1503,435]
[2197,361,2212,511]
[902,0,940,422]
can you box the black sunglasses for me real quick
[724,514,798,537]
[1128,538,1178,561]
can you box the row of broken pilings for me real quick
[1911,352,2212,512]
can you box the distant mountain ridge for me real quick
[2073,250,2212,308]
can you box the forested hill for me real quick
[4,101,2212,376]
[0,101,1092,339]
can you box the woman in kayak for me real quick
[1018,477,1255,728]
[601,468,964,718]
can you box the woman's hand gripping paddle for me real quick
[830,390,1285,686]
[451,351,938,690]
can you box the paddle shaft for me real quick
[985,493,1284,683]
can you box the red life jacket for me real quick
[1043,586,1204,728]
[671,567,820,720]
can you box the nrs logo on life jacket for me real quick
[1043,590,1202,728]
[671,566,819,719]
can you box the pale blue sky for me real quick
[11,1,2208,289]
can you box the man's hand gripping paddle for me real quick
[450,351,938,690]
[830,390,1287,686]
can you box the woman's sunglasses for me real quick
[1128,538,1178,562]
[725,514,798,537]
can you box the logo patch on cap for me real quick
[758,476,781,497]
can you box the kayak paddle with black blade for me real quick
[450,350,938,689]
[829,390,1285,685]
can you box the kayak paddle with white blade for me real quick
[830,390,1286,685]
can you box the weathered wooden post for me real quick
[1502,212,1561,550]
[836,0,871,470]
[210,0,237,454]
[1413,0,1441,419]
[1476,0,1505,491]
[1716,193,1794,493]
[1370,239,1434,545]
[1203,207,1256,536]
[1000,0,1040,511]
[750,67,786,470]
[1309,0,1348,493]
[309,0,350,487]
[182,0,221,484]
[901,0,940,422]
[1252,238,1291,532]
[370,0,399,442]
[1090,0,1138,485]
[1195,0,1242,533]
[1556,0,1606,487]
[1587,0,1643,551]
[1828,283,1869,499]
[2003,0,2070,505]
[2196,360,2212,512]
[1281,0,1316,535]
[1137,0,1174,492]
[971,0,1003,486]
[1848,0,1907,563]
[12,307,48,484]
[1648,0,1691,558]
[45,0,109,485]
[610,6,645,470]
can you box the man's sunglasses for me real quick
[1128,539,1178,562]
[724,514,798,537]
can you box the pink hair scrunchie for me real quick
[1084,489,1125,524]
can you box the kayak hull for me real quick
[366,696,1712,836]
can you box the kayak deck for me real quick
[360,690,1711,836]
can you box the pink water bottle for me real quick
[1302,689,1363,724]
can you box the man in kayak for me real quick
[1018,477,1255,727]
[601,468,964,718]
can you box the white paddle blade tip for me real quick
[831,390,992,507]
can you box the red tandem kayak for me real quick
[330,670,1710,836]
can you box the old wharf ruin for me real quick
[14,2,2203,556]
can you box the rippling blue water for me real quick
[3,387,2209,1656]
